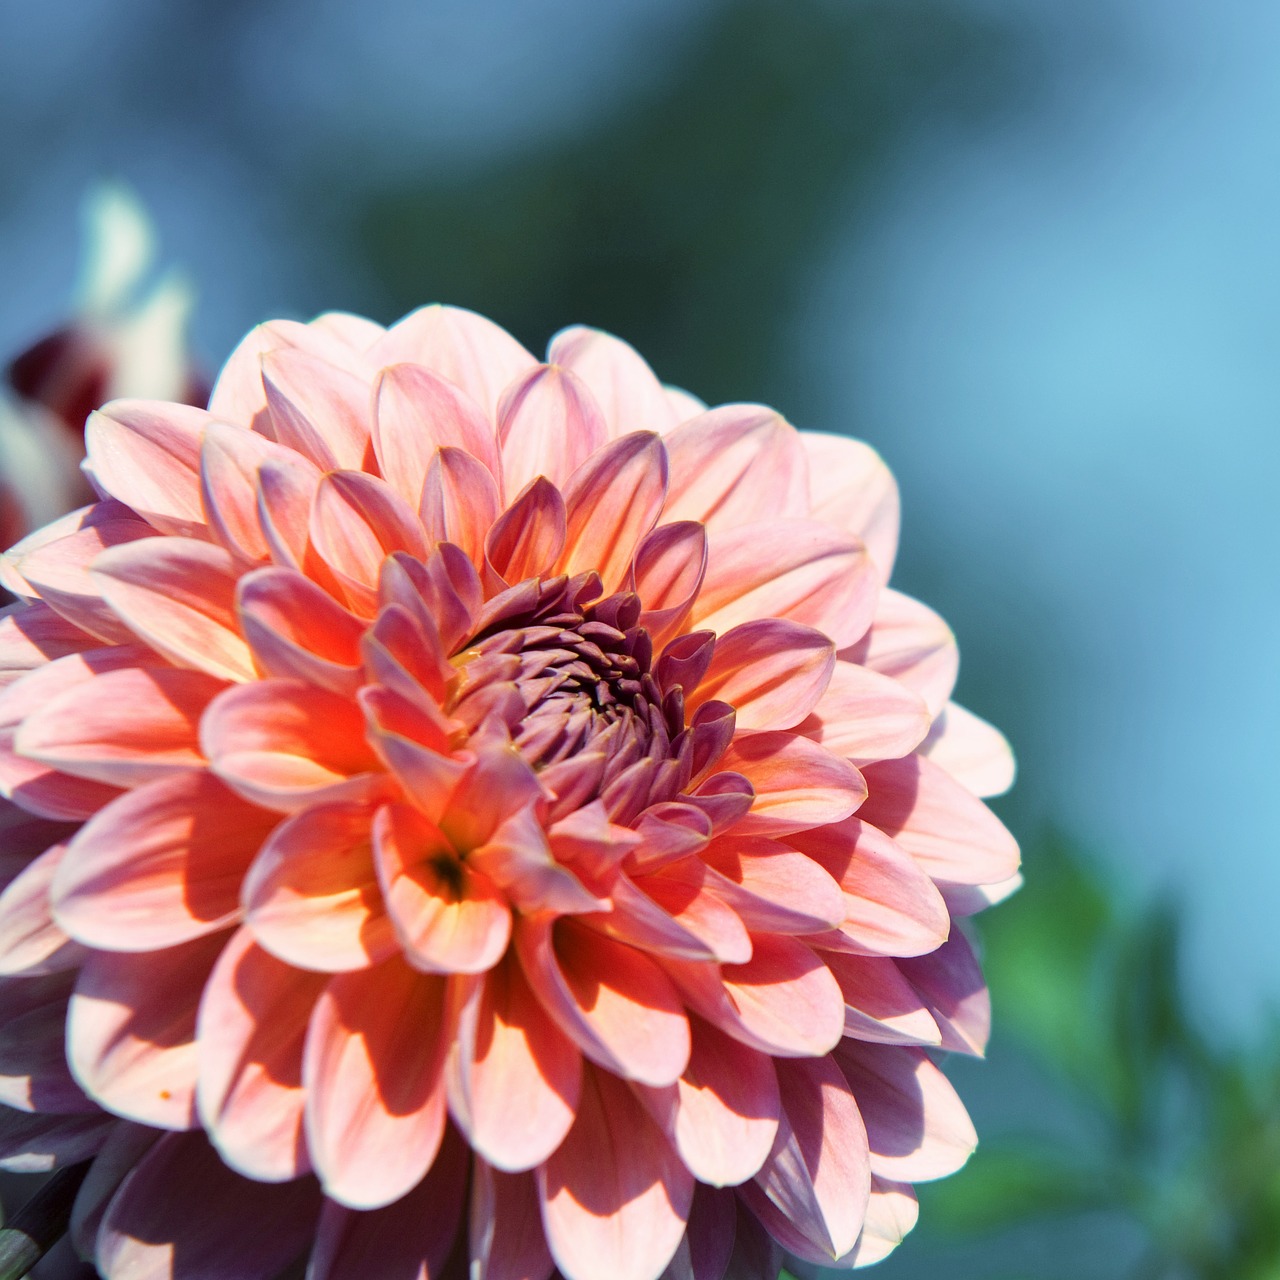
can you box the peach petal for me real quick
[378,544,481,661]
[373,802,512,975]
[896,928,990,1057]
[470,1161,555,1280]
[84,400,210,537]
[921,701,1017,798]
[701,838,846,935]
[200,419,317,563]
[636,1017,780,1188]
[786,817,950,958]
[539,1063,693,1280]
[800,431,900,581]
[516,917,691,1087]
[303,960,449,1209]
[242,801,396,973]
[420,445,502,568]
[309,1126,469,1280]
[632,857,752,965]
[52,770,279,950]
[97,1129,322,1280]
[196,928,327,1181]
[559,432,668,590]
[711,732,865,837]
[8,502,159,645]
[822,952,942,1047]
[842,588,958,717]
[69,1121,164,1258]
[440,743,544,852]
[255,452,326,572]
[797,659,931,765]
[662,406,808,532]
[310,470,428,615]
[835,1042,976,1182]
[262,347,372,472]
[631,521,708,650]
[484,477,568,587]
[16,664,220,787]
[203,678,384,813]
[497,364,607,497]
[360,688,468,819]
[0,972,91,1113]
[547,326,680,439]
[310,310,386,350]
[374,362,501,501]
[693,520,877,649]
[0,1107,115,1174]
[68,931,226,1129]
[91,537,256,681]
[451,953,582,1172]
[0,601,98,691]
[664,1183,737,1280]
[839,1177,919,1267]
[687,619,834,732]
[859,754,1020,887]
[581,873,717,962]
[741,1055,870,1263]
[369,304,538,422]
[237,566,366,696]
[0,843,86,976]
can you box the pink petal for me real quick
[16,664,220,787]
[360,688,468,820]
[308,1125,469,1280]
[0,601,98,690]
[839,1177,918,1267]
[740,1055,870,1263]
[8,503,159,645]
[0,843,86,976]
[439,742,544,852]
[662,406,808,532]
[420,445,502,568]
[693,519,877,649]
[539,1063,693,1280]
[497,364,607,498]
[842,588,958,718]
[687,619,833,732]
[559,432,668,590]
[69,1121,163,1259]
[800,431,900,581]
[303,960,449,1209]
[0,1107,115,1173]
[84,400,209,538]
[309,470,427,615]
[709,732,865,837]
[632,857,752,965]
[200,419,318,563]
[196,928,327,1181]
[261,347,372,472]
[796,659,931,764]
[53,770,277,950]
[663,1183,737,1280]
[450,953,581,1172]
[631,521,708,650]
[701,837,846,935]
[369,304,538,422]
[373,362,501,503]
[237,566,366,696]
[940,871,1024,917]
[484,478,568,587]
[636,1016,779,1187]
[859,754,1020,887]
[921,701,1016,798]
[547,326,680,439]
[786,817,950,958]
[97,1130,321,1280]
[0,971,91,1113]
[470,1161,555,1280]
[242,801,396,973]
[67,932,226,1129]
[582,873,717,962]
[515,916,690,1087]
[310,311,385,350]
[835,1042,976,1181]
[202,678,384,813]
[896,928,991,1057]
[822,952,942,1047]
[255,452,326,573]
[373,802,512,974]
[90,537,256,681]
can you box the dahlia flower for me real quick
[0,305,1018,1280]
[0,183,202,548]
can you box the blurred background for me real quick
[1,1,1278,1275]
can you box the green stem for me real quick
[0,1162,92,1280]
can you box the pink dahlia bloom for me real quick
[0,306,1018,1280]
